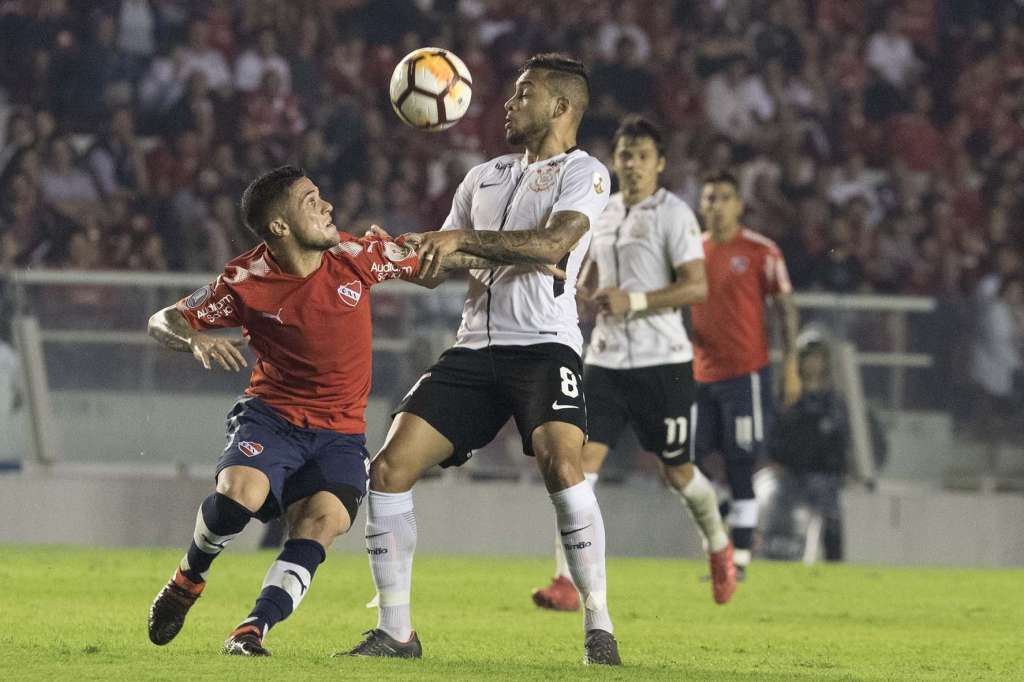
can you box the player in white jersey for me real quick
[340,54,621,666]
[531,117,736,612]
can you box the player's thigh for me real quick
[630,362,695,465]
[215,397,303,517]
[283,432,368,534]
[581,364,630,458]
[721,368,772,461]
[390,348,512,475]
[499,343,587,457]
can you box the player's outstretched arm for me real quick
[147,305,247,372]
[415,210,589,278]
[594,260,708,316]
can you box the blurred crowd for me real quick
[0,0,1022,301]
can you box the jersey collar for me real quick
[519,145,580,171]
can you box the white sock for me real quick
[553,472,598,581]
[728,499,758,568]
[366,490,416,642]
[676,467,729,553]
[550,480,612,634]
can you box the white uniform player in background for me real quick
[341,53,622,666]
[531,116,737,612]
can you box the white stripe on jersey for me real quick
[441,149,611,355]
[585,188,704,369]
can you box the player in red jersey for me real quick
[145,166,505,656]
[690,171,800,581]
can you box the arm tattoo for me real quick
[459,211,590,265]
[441,251,511,271]
[148,306,196,352]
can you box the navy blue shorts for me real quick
[691,367,773,463]
[216,397,369,522]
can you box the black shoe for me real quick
[223,626,271,657]
[736,565,748,582]
[148,570,204,646]
[583,629,621,666]
[337,629,423,658]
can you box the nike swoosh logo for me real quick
[662,449,685,459]
[365,531,391,539]
[551,402,578,410]
[479,182,503,188]
[200,532,228,549]
[561,523,592,536]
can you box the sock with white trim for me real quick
[366,490,417,642]
[553,472,598,581]
[550,480,613,633]
[180,492,253,584]
[241,538,326,636]
[675,467,729,553]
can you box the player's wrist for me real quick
[628,292,648,312]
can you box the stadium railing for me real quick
[2,268,948,482]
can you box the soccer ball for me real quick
[389,47,472,131]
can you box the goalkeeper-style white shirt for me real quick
[442,148,611,355]
[585,188,704,369]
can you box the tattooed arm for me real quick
[148,306,248,371]
[415,211,590,278]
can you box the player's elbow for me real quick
[147,310,165,339]
[691,280,709,303]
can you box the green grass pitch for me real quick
[1,546,1021,680]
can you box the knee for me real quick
[216,469,269,513]
[662,461,696,491]
[369,451,417,493]
[291,509,350,544]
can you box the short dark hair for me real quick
[612,115,665,157]
[702,171,740,191]
[240,165,305,240]
[521,53,590,116]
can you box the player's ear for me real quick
[267,218,288,239]
[656,155,667,174]
[552,96,569,120]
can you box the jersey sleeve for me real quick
[762,240,793,296]
[339,234,421,286]
[664,200,704,267]
[551,157,611,227]
[174,272,244,330]
[440,164,483,232]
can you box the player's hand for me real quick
[782,356,801,407]
[593,287,630,316]
[417,230,465,279]
[189,334,248,372]
[364,224,391,239]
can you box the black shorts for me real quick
[584,362,695,464]
[395,343,587,467]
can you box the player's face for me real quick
[283,176,338,250]
[700,182,743,231]
[612,135,665,196]
[504,71,552,146]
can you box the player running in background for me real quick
[146,166,502,656]
[340,54,621,665]
[690,171,801,581]
[531,116,736,612]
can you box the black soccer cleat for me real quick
[148,570,204,645]
[337,629,423,658]
[583,629,622,666]
[735,565,748,582]
[223,625,271,657]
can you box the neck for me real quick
[268,241,325,278]
[710,222,741,242]
[621,183,657,207]
[523,127,576,165]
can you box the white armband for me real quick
[628,292,648,312]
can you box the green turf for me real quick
[1,546,1021,680]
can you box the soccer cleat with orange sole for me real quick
[531,575,580,611]
[709,541,737,604]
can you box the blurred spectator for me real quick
[865,8,922,90]
[85,107,150,198]
[968,276,1024,424]
[234,29,291,94]
[39,137,103,224]
[705,57,775,146]
[177,19,232,94]
[811,217,866,293]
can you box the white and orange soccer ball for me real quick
[389,47,472,131]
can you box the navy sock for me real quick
[180,493,254,584]
[243,539,327,636]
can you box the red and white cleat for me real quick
[709,542,737,604]
[531,575,580,611]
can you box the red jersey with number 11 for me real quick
[691,228,791,383]
[175,233,419,432]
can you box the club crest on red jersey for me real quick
[185,285,212,309]
[337,280,362,307]
[730,255,750,274]
[238,441,264,457]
